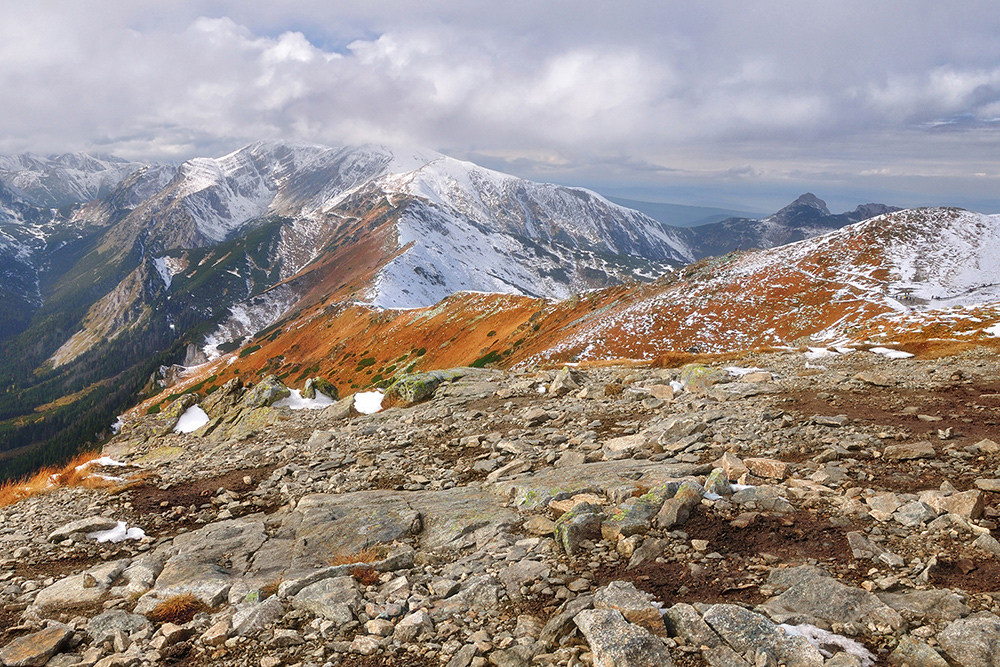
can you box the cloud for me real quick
[0,2,999,210]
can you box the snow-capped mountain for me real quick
[0,152,146,208]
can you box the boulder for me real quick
[240,376,290,409]
[702,604,824,667]
[574,609,675,667]
[291,576,360,625]
[593,581,667,636]
[384,369,468,406]
[0,624,73,667]
[47,516,120,543]
[938,611,1000,667]
[758,575,903,631]
[548,367,581,397]
[302,377,338,401]
[883,441,936,460]
[553,502,604,555]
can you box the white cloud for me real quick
[0,2,999,210]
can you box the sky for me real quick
[2,1,1000,213]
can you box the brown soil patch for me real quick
[598,558,765,608]
[929,557,1000,593]
[785,382,1000,447]
[125,464,279,516]
[683,509,855,565]
[13,551,105,580]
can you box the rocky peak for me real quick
[768,193,832,227]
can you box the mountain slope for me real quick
[0,153,146,208]
[680,193,900,259]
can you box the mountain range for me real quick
[0,141,995,482]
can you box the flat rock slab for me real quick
[0,624,73,667]
[406,486,520,551]
[758,576,902,631]
[703,604,824,667]
[251,492,420,579]
[48,516,120,543]
[877,589,970,622]
[32,560,129,614]
[491,460,710,510]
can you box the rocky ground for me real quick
[3,345,1000,667]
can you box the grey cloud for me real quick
[1,1,999,211]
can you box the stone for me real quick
[716,452,749,481]
[974,533,1000,559]
[233,596,285,635]
[485,459,532,482]
[33,559,129,613]
[201,621,230,647]
[446,645,478,667]
[593,581,667,636]
[538,595,594,647]
[302,377,338,401]
[553,502,604,555]
[702,604,824,667]
[548,368,580,397]
[703,468,732,497]
[846,531,904,567]
[394,610,434,642]
[758,576,903,631]
[431,576,501,622]
[921,489,985,519]
[525,516,556,535]
[488,644,541,667]
[158,623,192,646]
[86,611,149,645]
[813,415,850,427]
[385,369,468,405]
[855,372,892,386]
[47,517,120,543]
[893,500,937,527]
[656,481,703,528]
[679,364,727,393]
[888,636,948,667]
[0,624,73,667]
[664,602,723,648]
[702,645,753,666]
[291,576,360,624]
[499,560,549,601]
[573,609,675,667]
[744,458,792,480]
[648,384,675,401]
[321,395,358,420]
[877,589,970,622]
[974,438,1000,454]
[883,441,936,460]
[938,611,1000,667]
[975,478,1000,492]
[241,375,291,409]
[350,635,380,655]
[602,434,647,460]
[600,498,660,541]
[866,492,901,516]
[730,485,793,513]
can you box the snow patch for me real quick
[987,323,1000,337]
[174,406,210,433]
[273,389,336,410]
[354,391,384,414]
[779,624,875,666]
[76,456,126,472]
[869,347,914,359]
[87,521,146,544]
[725,366,765,377]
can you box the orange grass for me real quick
[328,545,385,566]
[0,451,118,509]
[148,593,209,624]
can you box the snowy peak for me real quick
[768,192,831,225]
[0,152,147,208]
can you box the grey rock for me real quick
[548,367,581,397]
[846,531,904,567]
[499,559,549,601]
[889,636,948,667]
[446,644,478,667]
[765,565,831,593]
[430,575,501,622]
[938,611,1000,667]
[488,643,541,667]
[33,559,129,613]
[664,602,723,648]
[893,500,937,527]
[291,576,360,624]
[240,375,290,409]
[47,517,120,543]
[232,596,285,636]
[553,502,604,555]
[730,485,793,513]
[385,369,469,405]
[86,611,150,645]
[656,480,703,528]
[594,580,666,636]
[574,609,675,667]
[394,609,434,642]
[883,441,936,460]
[758,576,903,631]
[600,497,661,541]
[703,645,752,667]
[877,589,970,622]
[702,604,824,667]
[538,595,594,647]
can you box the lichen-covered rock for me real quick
[938,611,1000,667]
[554,502,605,555]
[679,363,728,393]
[302,377,339,401]
[240,376,290,409]
[384,368,468,406]
[702,604,824,667]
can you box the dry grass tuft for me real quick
[350,565,380,586]
[328,545,385,566]
[260,578,282,600]
[0,451,115,509]
[148,593,208,624]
